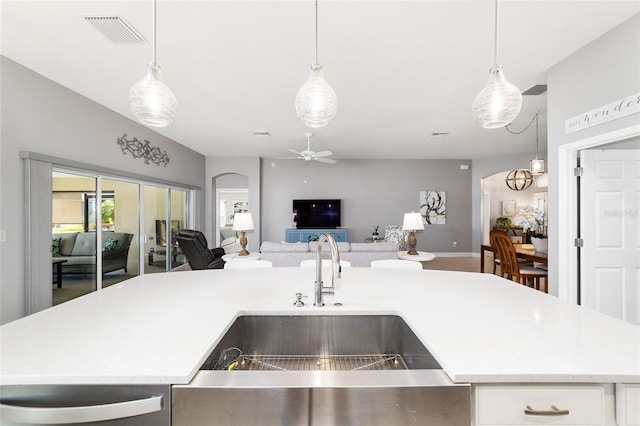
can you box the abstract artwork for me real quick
[420,191,446,224]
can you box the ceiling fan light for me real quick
[129,63,178,128]
[295,64,337,128]
[472,65,522,129]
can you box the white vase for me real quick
[531,237,548,253]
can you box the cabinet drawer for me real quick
[473,384,615,425]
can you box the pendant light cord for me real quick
[493,0,499,66]
[314,0,319,65]
[505,111,540,156]
[152,0,157,65]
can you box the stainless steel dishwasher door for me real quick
[0,385,170,426]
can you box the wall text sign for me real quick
[565,92,640,134]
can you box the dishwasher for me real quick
[0,384,170,425]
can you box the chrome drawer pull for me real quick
[524,405,570,416]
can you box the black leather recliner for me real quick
[175,229,225,270]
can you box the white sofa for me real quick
[259,241,399,267]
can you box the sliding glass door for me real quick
[52,171,97,305]
[51,171,191,306]
[101,178,140,286]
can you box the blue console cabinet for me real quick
[285,228,349,243]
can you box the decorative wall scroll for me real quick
[117,134,170,167]
[420,190,446,225]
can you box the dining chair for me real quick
[300,259,352,268]
[370,259,422,270]
[490,230,547,291]
[224,260,273,269]
[489,231,532,275]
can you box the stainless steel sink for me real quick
[201,314,442,371]
[173,315,470,426]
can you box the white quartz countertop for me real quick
[1,268,639,385]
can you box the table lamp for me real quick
[232,212,254,256]
[402,212,424,255]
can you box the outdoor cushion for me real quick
[71,232,97,256]
[52,238,62,257]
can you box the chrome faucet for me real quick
[314,233,341,307]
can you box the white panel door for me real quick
[581,149,640,324]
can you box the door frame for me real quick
[557,124,640,303]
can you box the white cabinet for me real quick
[616,384,640,426]
[473,384,615,425]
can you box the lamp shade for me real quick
[295,64,337,128]
[232,212,254,231]
[472,65,522,129]
[128,63,178,127]
[402,212,424,231]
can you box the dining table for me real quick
[480,243,548,273]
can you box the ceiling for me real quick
[2,1,638,160]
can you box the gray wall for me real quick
[0,56,206,324]
[547,13,640,296]
[260,158,473,252]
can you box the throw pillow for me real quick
[52,238,62,257]
[102,238,118,252]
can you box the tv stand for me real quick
[285,228,349,243]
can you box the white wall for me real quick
[471,152,540,250]
[547,13,640,298]
[0,56,206,324]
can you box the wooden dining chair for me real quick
[490,230,548,292]
[489,231,533,275]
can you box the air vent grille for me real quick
[522,85,548,96]
[84,16,145,44]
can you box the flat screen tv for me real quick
[293,199,341,229]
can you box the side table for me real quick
[397,251,436,262]
[52,259,68,288]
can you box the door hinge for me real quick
[574,167,583,177]
[574,237,584,247]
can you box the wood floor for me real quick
[420,256,482,273]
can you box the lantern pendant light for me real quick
[472,0,522,129]
[295,0,337,128]
[129,0,178,128]
[529,112,545,174]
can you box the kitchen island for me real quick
[1,268,639,424]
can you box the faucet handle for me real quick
[294,293,307,307]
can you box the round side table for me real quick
[222,252,261,262]
[397,251,436,262]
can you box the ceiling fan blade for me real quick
[288,149,303,156]
[314,157,337,164]
[314,150,333,158]
[277,156,302,160]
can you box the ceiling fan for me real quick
[279,133,337,164]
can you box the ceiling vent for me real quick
[83,16,145,44]
[522,85,548,96]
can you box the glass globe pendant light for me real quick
[472,0,522,129]
[129,0,178,128]
[295,0,337,128]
